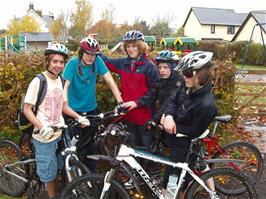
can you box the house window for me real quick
[211,25,215,34]
[227,26,235,34]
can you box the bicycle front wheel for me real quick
[0,140,27,197]
[211,141,263,188]
[60,173,131,199]
[66,159,91,182]
[185,168,257,199]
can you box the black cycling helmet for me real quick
[155,50,179,63]
[123,30,144,41]
[80,37,100,54]
[45,43,69,59]
[175,51,213,72]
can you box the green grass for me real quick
[236,64,266,70]
[0,194,20,199]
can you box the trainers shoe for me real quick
[124,178,134,189]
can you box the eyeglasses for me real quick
[182,70,194,78]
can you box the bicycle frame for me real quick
[3,158,35,183]
[101,144,219,199]
[203,121,243,172]
[2,127,82,188]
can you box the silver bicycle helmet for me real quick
[123,30,144,41]
[155,50,179,63]
[175,51,213,72]
[45,43,69,59]
[80,37,100,54]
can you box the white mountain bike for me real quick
[59,122,257,199]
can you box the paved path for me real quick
[244,124,266,153]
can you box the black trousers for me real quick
[162,135,191,189]
[64,109,98,172]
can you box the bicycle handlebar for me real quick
[84,105,128,122]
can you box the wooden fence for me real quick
[235,70,266,117]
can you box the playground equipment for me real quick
[160,37,197,54]
[144,36,156,50]
[241,22,266,70]
[0,35,35,53]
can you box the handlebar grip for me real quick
[115,105,128,115]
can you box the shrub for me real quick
[198,40,266,65]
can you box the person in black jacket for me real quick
[151,50,184,124]
[159,51,218,196]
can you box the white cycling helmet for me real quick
[175,51,213,72]
[45,43,69,59]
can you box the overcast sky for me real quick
[0,0,265,29]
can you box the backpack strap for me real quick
[33,74,47,114]
[58,74,65,88]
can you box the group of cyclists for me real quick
[23,29,217,199]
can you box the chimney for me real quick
[49,12,54,20]
[29,2,34,10]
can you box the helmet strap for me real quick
[47,69,59,79]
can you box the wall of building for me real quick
[184,11,202,40]
[27,11,49,32]
[235,17,266,44]
[27,41,48,51]
[184,11,240,41]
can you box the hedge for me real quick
[197,40,266,66]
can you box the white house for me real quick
[183,7,248,41]
[26,3,54,32]
[232,11,266,44]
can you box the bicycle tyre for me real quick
[185,168,257,199]
[211,141,263,189]
[67,159,91,182]
[0,140,28,197]
[59,173,131,199]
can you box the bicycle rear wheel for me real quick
[59,173,131,199]
[0,140,27,197]
[211,141,263,193]
[185,168,257,199]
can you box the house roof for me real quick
[144,36,156,44]
[42,15,54,28]
[27,7,54,29]
[160,38,176,45]
[183,7,248,27]
[19,32,53,42]
[160,37,197,45]
[232,11,266,41]
[175,37,197,45]
[252,11,266,32]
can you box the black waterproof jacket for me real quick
[160,82,218,142]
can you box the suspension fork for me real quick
[100,168,116,199]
